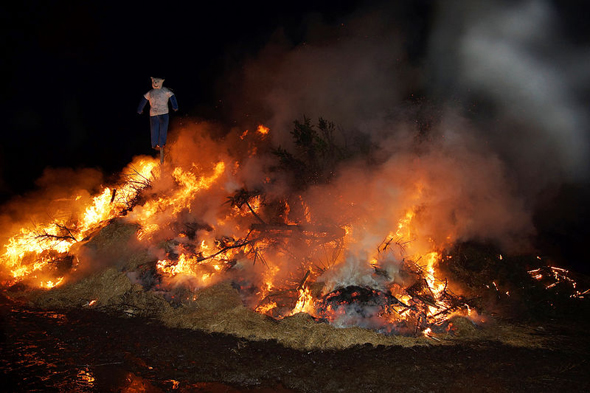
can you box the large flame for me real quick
[0,122,546,336]
[1,157,158,286]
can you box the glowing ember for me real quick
[256,301,278,314]
[257,124,270,135]
[527,265,584,298]
[77,368,96,386]
[40,277,65,289]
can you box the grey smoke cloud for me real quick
[216,0,590,282]
[232,7,420,148]
[427,0,590,186]
[234,0,590,194]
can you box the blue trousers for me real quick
[150,114,169,148]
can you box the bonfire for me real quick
[0,117,586,350]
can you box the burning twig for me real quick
[250,223,346,243]
[313,240,343,274]
[124,165,154,184]
[36,223,78,243]
[197,239,253,263]
[297,269,311,291]
[422,328,441,341]
[430,304,464,319]
[527,265,588,298]
[251,247,268,267]
[246,201,266,225]
[250,223,302,234]
[227,188,266,224]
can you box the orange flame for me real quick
[1,157,159,286]
[0,130,488,336]
[289,285,315,316]
[257,124,270,135]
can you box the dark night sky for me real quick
[1,0,376,200]
[2,0,586,196]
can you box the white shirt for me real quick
[144,87,174,116]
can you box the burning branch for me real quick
[250,247,268,267]
[197,239,253,263]
[297,269,311,291]
[227,188,266,224]
[36,223,78,243]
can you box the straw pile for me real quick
[18,221,550,350]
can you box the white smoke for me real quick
[427,0,590,188]
[215,0,590,289]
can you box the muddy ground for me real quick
[1,292,589,393]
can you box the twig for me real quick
[245,201,266,225]
[252,248,269,268]
[297,269,311,291]
[197,239,254,262]
[36,228,77,243]
[55,223,78,241]
[424,333,441,342]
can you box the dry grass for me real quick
[158,281,425,350]
[32,267,134,309]
[15,221,552,351]
[25,271,550,350]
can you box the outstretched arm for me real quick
[170,95,178,111]
[137,97,148,114]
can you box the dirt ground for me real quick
[1,292,589,393]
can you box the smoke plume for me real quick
[214,0,590,285]
[427,0,590,188]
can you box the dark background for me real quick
[1,0,589,272]
[1,0,372,200]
